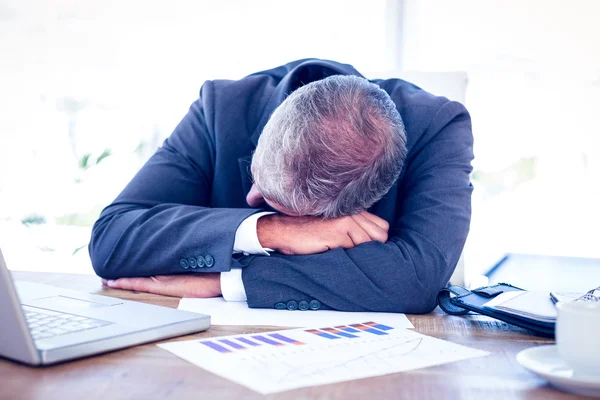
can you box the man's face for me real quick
[246,184,301,216]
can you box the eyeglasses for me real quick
[576,286,600,302]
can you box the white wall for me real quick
[401,0,600,282]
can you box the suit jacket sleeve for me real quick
[89,82,258,279]
[241,101,474,314]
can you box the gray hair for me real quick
[251,75,407,218]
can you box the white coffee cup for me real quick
[555,299,600,379]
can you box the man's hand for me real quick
[101,274,222,298]
[258,211,389,255]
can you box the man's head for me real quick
[248,75,407,218]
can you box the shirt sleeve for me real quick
[222,211,275,302]
[221,268,248,301]
[232,211,275,255]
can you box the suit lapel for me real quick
[238,154,254,197]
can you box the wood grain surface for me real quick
[0,272,584,400]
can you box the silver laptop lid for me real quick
[0,248,40,365]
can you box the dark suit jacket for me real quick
[89,59,474,314]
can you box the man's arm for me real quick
[89,82,259,279]
[102,209,391,298]
[242,101,474,314]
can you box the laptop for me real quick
[0,248,210,365]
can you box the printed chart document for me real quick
[178,297,413,328]
[158,320,489,394]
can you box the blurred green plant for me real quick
[21,213,46,226]
[471,156,537,196]
[56,205,105,227]
[79,148,112,171]
[96,148,112,164]
[79,153,91,170]
[72,244,87,256]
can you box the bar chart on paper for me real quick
[158,321,489,394]
[306,321,395,339]
[198,332,305,353]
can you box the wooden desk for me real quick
[0,272,581,400]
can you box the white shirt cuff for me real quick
[233,211,275,256]
[221,268,247,301]
[223,211,275,302]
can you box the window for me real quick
[401,0,600,284]
[0,0,395,273]
[3,0,596,284]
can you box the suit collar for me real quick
[249,59,364,147]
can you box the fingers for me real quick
[337,232,356,249]
[346,222,372,246]
[101,275,222,298]
[103,277,162,295]
[359,211,390,232]
[351,213,389,243]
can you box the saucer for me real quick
[517,345,600,397]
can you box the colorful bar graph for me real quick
[306,321,394,340]
[252,335,284,346]
[335,325,361,333]
[363,321,394,331]
[201,322,394,353]
[321,327,359,338]
[200,340,231,353]
[305,329,341,339]
[268,333,305,345]
[236,337,261,347]
[219,339,246,350]
[350,323,388,335]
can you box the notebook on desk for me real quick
[482,291,557,324]
[437,283,557,337]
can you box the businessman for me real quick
[90,59,474,313]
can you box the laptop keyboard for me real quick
[22,305,112,341]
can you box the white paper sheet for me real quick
[178,297,414,328]
[158,321,489,394]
